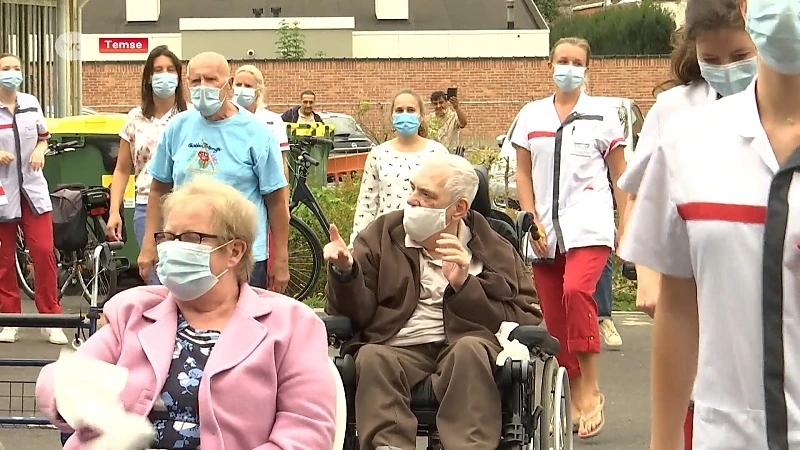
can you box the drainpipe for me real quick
[55,0,68,116]
[506,0,514,29]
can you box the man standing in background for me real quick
[426,90,467,151]
[282,90,323,123]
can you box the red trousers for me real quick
[684,403,694,449]
[531,245,610,379]
[0,199,61,314]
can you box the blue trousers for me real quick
[594,255,613,319]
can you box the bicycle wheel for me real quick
[15,226,35,300]
[286,215,323,301]
[78,220,118,304]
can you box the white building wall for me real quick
[352,30,550,58]
[54,29,549,61]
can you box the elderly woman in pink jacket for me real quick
[35,177,337,449]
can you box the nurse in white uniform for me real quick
[511,37,627,439]
[618,0,757,318]
[619,0,800,448]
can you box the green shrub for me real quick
[550,1,675,55]
[300,164,637,311]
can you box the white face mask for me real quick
[402,202,457,243]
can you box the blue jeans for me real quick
[250,260,268,289]
[594,255,613,320]
[133,203,161,285]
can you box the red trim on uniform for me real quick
[0,124,11,130]
[684,404,693,450]
[279,142,289,148]
[38,132,49,138]
[609,137,625,149]
[527,131,556,139]
[677,202,766,224]
[0,186,4,195]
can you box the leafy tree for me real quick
[550,0,675,55]
[536,0,563,24]
[276,20,306,59]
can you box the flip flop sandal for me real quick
[579,393,605,439]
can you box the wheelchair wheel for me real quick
[535,357,572,450]
[551,366,573,450]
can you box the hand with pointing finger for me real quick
[323,224,354,272]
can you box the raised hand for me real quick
[435,233,470,289]
[323,224,353,272]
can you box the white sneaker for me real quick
[599,319,622,348]
[0,327,18,343]
[42,328,69,345]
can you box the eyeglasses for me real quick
[154,231,219,245]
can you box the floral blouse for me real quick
[119,107,180,205]
[148,314,219,449]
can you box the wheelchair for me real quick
[323,166,573,450]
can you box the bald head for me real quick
[188,51,230,78]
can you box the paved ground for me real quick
[0,294,652,449]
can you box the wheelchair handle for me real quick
[106,241,124,251]
[621,261,637,281]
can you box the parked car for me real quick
[490,97,644,207]
[318,111,377,154]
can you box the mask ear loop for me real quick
[210,240,236,279]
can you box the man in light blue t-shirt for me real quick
[139,51,289,291]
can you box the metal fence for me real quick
[0,0,58,116]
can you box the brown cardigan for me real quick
[325,210,543,353]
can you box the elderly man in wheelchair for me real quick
[322,154,571,450]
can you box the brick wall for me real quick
[83,57,670,141]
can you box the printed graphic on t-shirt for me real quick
[186,140,221,174]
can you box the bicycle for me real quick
[0,240,122,427]
[286,136,334,301]
[14,140,127,304]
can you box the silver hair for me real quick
[419,154,479,206]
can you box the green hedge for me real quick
[550,1,675,55]
[297,161,636,311]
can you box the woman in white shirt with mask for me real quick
[620,0,800,448]
[232,65,290,180]
[618,0,758,318]
[510,37,627,439]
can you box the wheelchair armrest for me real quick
[322,315,353,341]
[509,325,560,356]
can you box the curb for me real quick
[313,308,645,318]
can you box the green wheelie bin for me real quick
[43,114,139,268]
[286,122,335,188]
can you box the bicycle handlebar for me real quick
[47,140,80,154]
[300,136,334,147]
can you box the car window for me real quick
[324,117,367,138]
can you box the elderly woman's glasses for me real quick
[154,231,219,245]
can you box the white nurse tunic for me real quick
[619,79,800,449]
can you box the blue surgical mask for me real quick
[0,70,23,90]
[151,73,178,99]
[553,65,585,92]
[393,112,420,137]
[699,57,758,97]
[190,82,227,116]
[156,240,231,301]
[746,1,800,75]
[234,87,256,107]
